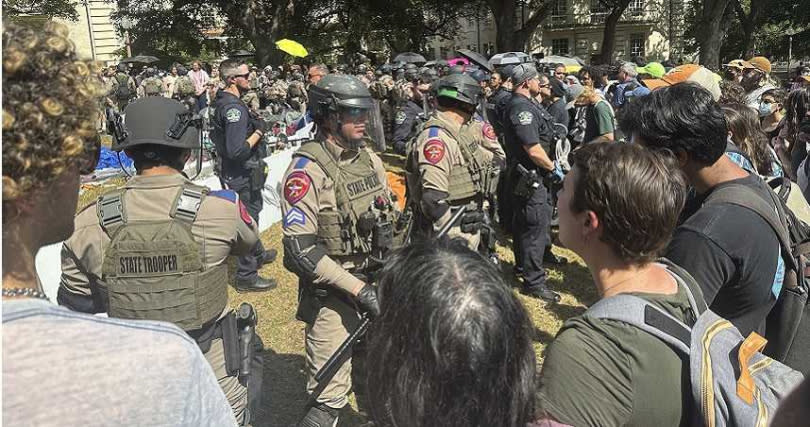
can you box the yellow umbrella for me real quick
[275,39,308,58]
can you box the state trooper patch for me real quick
[482,122,496,140]
[423,139,446,165]
[517,111,533,125]
[226,108,242,123]
[395,110,407,125]
[284,171,311,204]
[283,207,306,228]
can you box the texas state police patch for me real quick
[284,171,311,204]
[395,110,407,125]
[482,122,496,140]
[226,107,242,123]
[517,111,533,125]
[423,139,446,164]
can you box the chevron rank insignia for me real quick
[283,207,306,228]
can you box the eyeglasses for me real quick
[538,83,550,88]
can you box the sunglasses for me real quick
[555,72,566,76]
[233,72,250,80]
[538,83,550,88]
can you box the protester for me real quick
[368,239,536,427]
[552,64,567,87]
[722,59,747,83]
[537,142,690,426]
[722,103,782,178]
[782,87,810,178]
[741,56,776,109]
[621,83,782,337]
[2,21,236,426]
[611,62,650,109]
[574,86,615,143]
[163,65,179,98]
[540,74,569,129]
[760,88,786,137]
[189,60,211,97]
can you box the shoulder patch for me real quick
[209,189,237,203]
[284,171,312,204]
[293,156,311,170]
[226,107,242,123]
[238,201,253,225]
[517,111,533,125]
[482,122,496,140]
[428,126,439,138]
[395,110,407,125]
[423,139,446,165]
[283,207,306,228]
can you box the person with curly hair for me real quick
[2,21,237,426]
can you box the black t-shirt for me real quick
[666,175,781,336]
[503,92,554,170]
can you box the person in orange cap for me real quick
[741,56,776,109]
[641,64,721,101]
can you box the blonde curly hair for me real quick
[2,21,104,209]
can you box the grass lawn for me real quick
[79,151,597,427]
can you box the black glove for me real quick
[355,284,380,318]
[250,116,267,134]
[460,211,485,233]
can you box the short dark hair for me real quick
[618,82,728,166]
[126,144,188,172]
[367,239,536,427]
[569,143,686,264]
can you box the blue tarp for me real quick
[96,146,133,170]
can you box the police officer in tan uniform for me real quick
[281,74,402,427]
[57,97,264,426]
[406,74,493,251]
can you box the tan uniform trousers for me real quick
[305,294,361,409]
[205,337,248,423]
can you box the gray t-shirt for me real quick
[3,298,237,426]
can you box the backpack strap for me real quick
[703,182,798,272]
[587,293,692,356]
[97,189,127,235]
[170,184,208,224]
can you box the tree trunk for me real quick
[697,0,731,70]
[488,0,518,52]
[594,0,632,64]
[732,0,763,59]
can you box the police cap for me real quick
[112,97,199,152]
[435,74,481,106]
[511,63,538,86]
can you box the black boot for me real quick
[521,286,561,303]
[235,277,277,293]
[256,249,278,267]
[298,403,339,427]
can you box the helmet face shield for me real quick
[337,96,375,110]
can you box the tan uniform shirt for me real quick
[281,140,393,295]
[413,111,489,246]
[60,174,259,302]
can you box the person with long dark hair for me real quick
[367,239,537,427]
[721,103,782,178]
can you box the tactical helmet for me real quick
[469,69,489,83]
[435,74,481,106]
[404,67,419,81]
[116,62,128,72]
[308,74,375,120]
[419,68,439,84]
[379,64,392,75]
[448,64,465,75]
[111,97,199,152]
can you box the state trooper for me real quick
[406,74,496,251]
[210,59,277,292]
[280,74,404,427]
[503,64,565,303]
[58,97,265,425]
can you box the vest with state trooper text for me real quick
[411,116,487,205]
[96,183,228,331]
[295,140,392,257]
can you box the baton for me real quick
[304,203,468,409]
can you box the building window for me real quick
[551,0,568,25]
[628,0,644,14]
[590,0,609,24]
[630,33,645,57]
[551,38,569,56]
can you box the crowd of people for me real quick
[5,19,810,427]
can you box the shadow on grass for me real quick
[255,349,308,427]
